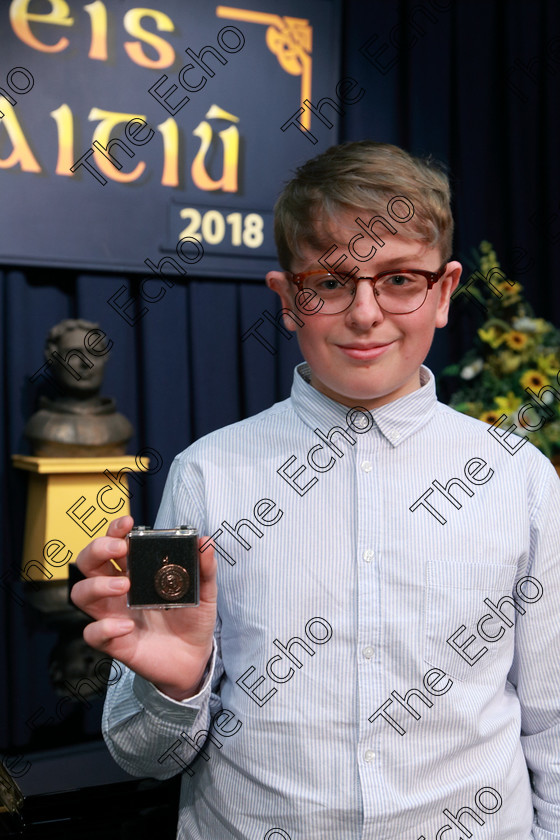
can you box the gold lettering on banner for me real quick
[216,6,312,129]
[191,105,239,193]
[0,100,41,172]
[10,0,74,54]
[122,7,176,69]
[88,107,146,183]
[50,104,74,175]
[84,1,108,61]
[157,117,179,187]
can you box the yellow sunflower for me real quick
[534,318,551,335]
[478,326,505,348]
[479,410,503,425]
[495,351,523,374]
[480,255,500,274]
[504,331,529,351]
[494,278,521,293]
[537,353,560,376]
[520,370,550,391]
[494,392,522,416]
[492,280,523,304]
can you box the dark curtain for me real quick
[2,0,559,755]
[0,268,302,750]
[341,0,560,385]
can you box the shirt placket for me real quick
[353,422,389,836]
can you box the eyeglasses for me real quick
[290,263,448,315]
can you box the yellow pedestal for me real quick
[12,455,147,582]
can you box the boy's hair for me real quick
[274,140,453,271]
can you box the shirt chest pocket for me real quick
[423,560,518,682]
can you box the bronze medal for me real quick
[154,555,189,601]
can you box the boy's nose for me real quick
[346,279,385,325]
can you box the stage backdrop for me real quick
[1,0,342,278]
[1,0,559,759]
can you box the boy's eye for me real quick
[316,275,344,291]
[385,273,413,286]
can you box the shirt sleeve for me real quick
[101,452,226,779]
[510,459,560,837]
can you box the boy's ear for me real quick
[266,270,290,298]
[266,271,300,332]
[435,261,462,328]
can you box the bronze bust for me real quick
[25,319,133,456]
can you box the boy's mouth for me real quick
[336,341,396,360]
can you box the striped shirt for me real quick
[103,363,560,840]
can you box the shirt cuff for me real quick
[132,641,217,722]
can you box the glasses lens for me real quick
[304,275,354,313]
[301,272,430,314]
[375,272,428,313]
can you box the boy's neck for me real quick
[308,367,424,411]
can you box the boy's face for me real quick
[266,211,462,411]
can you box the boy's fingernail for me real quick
[116,620,133,631]
[108,539,124,553]
[109,577,127,591]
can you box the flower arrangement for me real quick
[439,242,560,459]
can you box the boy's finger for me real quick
[71,575,130,617]
[198,538,217,602]
[76,536,128,577]
[106,515,134,539]
[76,516,133,577]
[83,617,135,652]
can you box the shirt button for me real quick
[354,414,369,429]
[360,461,372,473]
[364,750,375,762]
[362,646,374,659]
[363,549,374,562]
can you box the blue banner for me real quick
[0,0,343,278]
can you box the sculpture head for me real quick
[45,319,110,398]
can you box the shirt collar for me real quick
[290,362,438,447]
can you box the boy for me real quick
[71,141,560,839]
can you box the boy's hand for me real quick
[70,516,217,701]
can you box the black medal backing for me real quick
[127,527,199,609]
